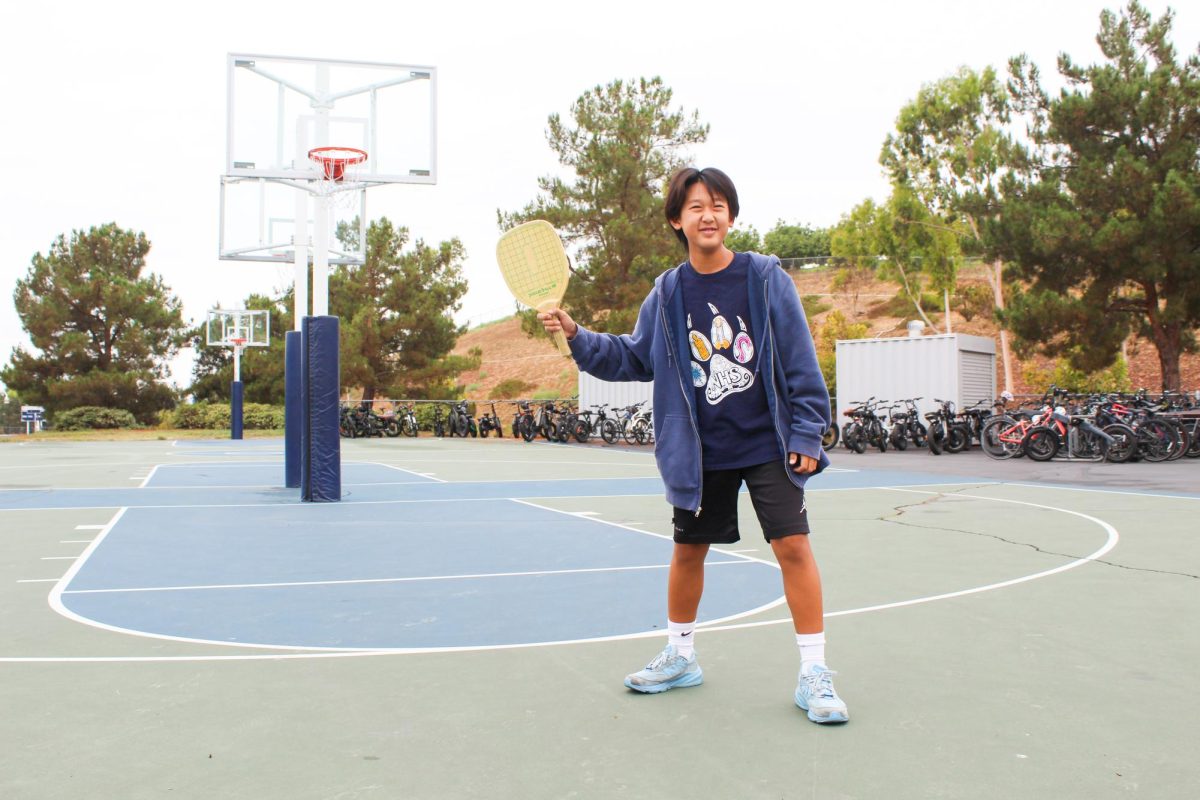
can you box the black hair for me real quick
[664,167,740,247]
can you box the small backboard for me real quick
[206,309,271,348]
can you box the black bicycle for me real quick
[447,400,476,438]
[476,402,504,438]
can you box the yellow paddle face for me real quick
[496,220,571,356]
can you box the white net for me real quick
[308,147,368,207]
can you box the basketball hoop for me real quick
[309,146,368,183]
[230,338,247,349]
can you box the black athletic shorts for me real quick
[672,460,810,544]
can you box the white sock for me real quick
[796,632,826,675]
[668,619,696,659]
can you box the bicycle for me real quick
[476,402,504,438]
[512,401,535,440]
[615,402,647,444]
[927,399,970,455]
[397,403,420,438]
[446,400,476,438]
[431,403,447,438]
[573,404,619,445]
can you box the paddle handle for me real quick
[538,301,573,358]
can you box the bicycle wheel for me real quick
[1023,426,1059,461]
[927,421,945,455]
[519,417,536,442]
[1186,421,1200,458]
[1103,423,1137,463]
[821,424,839,451]
[573,420,591,443]
[600,419,618,445]
[384,419,401,437]
[910,422,928,448]
[946,424,970,453]
[1164,418,1188,461]
[841,422,856,450]
[1136,419,1173,462]
[980,417,1017,460]
[633,419,652,445]
[847,424,866,454]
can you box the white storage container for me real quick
[577,371,654,413]
[834,333,996,423]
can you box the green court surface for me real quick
[1,437,1197,799]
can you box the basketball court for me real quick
[2,436,1197,799]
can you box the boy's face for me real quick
[671,182,733,254]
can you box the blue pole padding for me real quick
[230,380,244,440]
[301,315,341,502]
[284,330,302,488]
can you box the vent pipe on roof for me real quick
[906,320,925,338]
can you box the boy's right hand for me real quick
[538,308,578,341]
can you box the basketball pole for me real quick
[231,339,244,441]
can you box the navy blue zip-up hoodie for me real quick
[568,252,831,513]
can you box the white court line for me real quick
[16,579,61,584]
[2,483,1125,662]
[41,556,80,561]
[138,465,161,488]
[1004,481,1200,502]
[60,540,93,544]
[61,562,753,596]
[511,496,792,628]
[369,462,447,483]
[696,486,1122,634]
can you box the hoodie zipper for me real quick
[762,278,793,467]
[659,289,704,516]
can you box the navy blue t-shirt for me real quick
[679,253,779,470]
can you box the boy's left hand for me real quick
[789,452,818,474]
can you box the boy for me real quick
[538,167,847,724]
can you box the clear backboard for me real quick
[206,308,271,347]
[226,53,437,185]
[219,176,367,264]
[220,53,436,266]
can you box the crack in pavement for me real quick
[880,491,1200,581]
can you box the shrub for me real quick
[957,284,995,322]
[170,404,208,429]
[54,406,138,430]
[168,401,284,429]
[243,403,285,429]
[491,378,534,399]
[801,295,832,318]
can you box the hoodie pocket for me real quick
[655,414,694,494]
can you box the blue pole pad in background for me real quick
[301,316,341,502]
[284,330,302,488]
[230,381,244,440]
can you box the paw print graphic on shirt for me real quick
[689,304,755,405]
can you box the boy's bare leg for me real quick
[667,542,710,621]
[770,534,823,633]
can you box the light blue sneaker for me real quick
[794,665,849,723]
[624,645,703,693]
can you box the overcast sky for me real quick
[2,0,1196,391]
